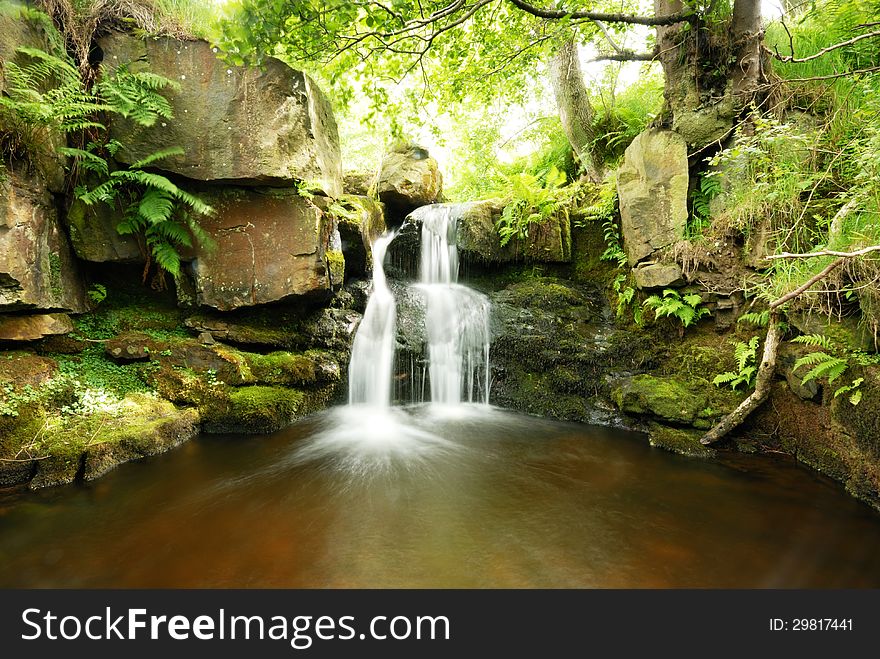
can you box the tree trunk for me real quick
[550,36,599,180]
[730,0,768,106]
[654,0,688,124]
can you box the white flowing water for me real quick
[348,232,397,407]
[413,205,491,405]
[348,205,491,409]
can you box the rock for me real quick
[789,312,877,353]
[0,171,87,313]
[671,96,735,149]
[611,374,708,425]
[105,331,156,362]
[617,129,688,265]
[183,187,343,311]
[98,32,342,195]
[0,353,58,387]
[331,195,386,277]
[184,305,361,351]
[0,313,73,341]
[648,423,716,459]
[83,403,200,481]
[30,455,81,489]
[376,143,442,215]
[64,198,142,263]
[343,171,374,196]
[632,263,684,289]
[203,385,306,434]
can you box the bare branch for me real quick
[773,28,880,63]
[765,245,880,261]
[585,49,657,62]
[770,64,880,83]
[506,0,693,26]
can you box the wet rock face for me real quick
[616,128,689,265]
[0,170,87,315]
[332,195,387,277]
[98,33,343,196]
[182,188,342,311]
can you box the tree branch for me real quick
[506,0,693,26]
[765,245,880,260]
[773,28,880,63]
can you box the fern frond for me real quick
[791,333,835,350]
[129,147,185,170]
[738,310,770,327]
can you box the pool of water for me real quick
[2,405,880,588]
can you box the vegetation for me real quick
[643,289,710,330]
[0,1,212,282]
[713,337,760,391]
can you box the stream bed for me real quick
[2,405,880,588]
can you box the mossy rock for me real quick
[648,423,716,459]
[611,374,708,425]
[83,403,200,481]
[204,385,306,434]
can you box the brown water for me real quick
[2,405,880,588]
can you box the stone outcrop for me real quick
[182,187,344,311]
[0,312,73,341]
[98,32,343,196]
[617,129,689,265]
[0,170,87,314]
[376,143,442,215]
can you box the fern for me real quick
[790,333,835,350]
[790,332,864,405]
[713,336,761,390]
[738,310,770,327]
[643,289,710,329]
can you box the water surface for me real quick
[2,405,880,588]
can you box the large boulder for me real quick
[376,143,442,216]
[98,32,342,196]
[0,170,87,313]
[182,187,344,311]
[617,129,689,265]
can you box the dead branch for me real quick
[773,29,880,63]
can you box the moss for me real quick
[325,249,345,287]
[205,385,305,434]
[611,374,709,425]
[246,351,317,386]
[648,423,716,459]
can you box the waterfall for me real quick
[348,205,491,408]
[348,232,397,407]
[412,205,491,405]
